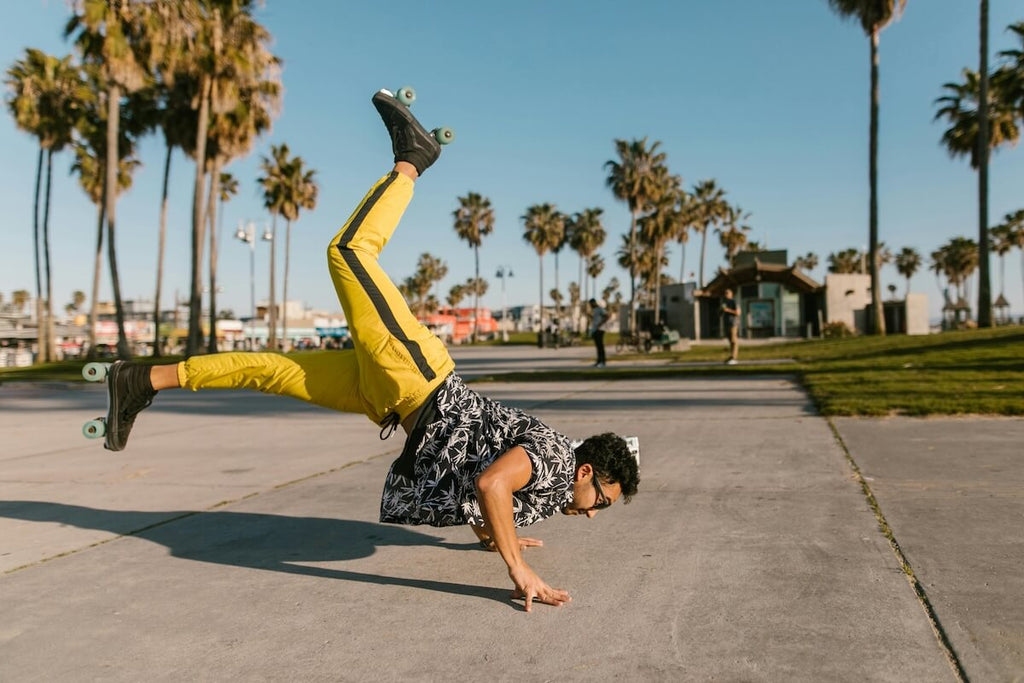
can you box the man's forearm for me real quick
[475,481,524,571]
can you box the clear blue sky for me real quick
[3,0,1023,323]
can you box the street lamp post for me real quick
[235,221,272,350]
[495,266,513,342]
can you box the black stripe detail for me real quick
[336,172,436,382]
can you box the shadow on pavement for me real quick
[0,500,515,608]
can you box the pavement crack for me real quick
[826,417,969,683]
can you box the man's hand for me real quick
[508,563,571,612]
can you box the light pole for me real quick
[495,266,513,342]
[235,221,272,350]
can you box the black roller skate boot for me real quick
[104,361,158,451]
[372,88,444,175]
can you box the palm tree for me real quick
[828,248,865,274]
[150,78,194,357]
[66,0,154,359]
[258,145,318,351]
[933,237,980,308]
[452,192,495,343]
[5,49,82,362]
[989,222,1015,302]
[675,191,696,283]
[690,179,730,289]
[522,203,563,345]
[549,211,568,319]
[204,171,238,353]
[827,0,907,335]
[716,204,752,268]
[793,252,819,272]
[169,0,280,356]
[416,252,448,306]
[12,290,31,315]
[447,283,467,309]
[567,208,606,303]
[639,174,685,322]
[615,234,643,301]
[257,143,287,349]
[894,246,922,298]
[587,254,605,298]
[935,69,1019,328]
[976,0,992,325]
[69,62,141,360]
[605,137,667,333]
[997,209,1024,308]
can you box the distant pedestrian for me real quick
[589,298,608,368]
[722,288,739,365]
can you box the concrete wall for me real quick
[824,274,871,332]
[906,293,929,335]
[660,283,701,340]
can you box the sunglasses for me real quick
[589,475,612,511]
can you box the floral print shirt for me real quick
[379,373,575,528]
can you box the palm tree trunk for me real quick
[868,30,886,336]
[578,254,584,304]
[629,212,638,334]
[554,250,561,319]
[32,147,43,363]
[106,84,130,359]
[698,224,709,290]
[472,245,480,343]
[977,0,992,327]
[153,139,172,358]
[654,241,663,324]
[206,161,221,354]
[88,202,105,360]
[42,149,55,362]
[187,75,211,357]
[282,219,292,352]
[268,215,277,349]
[679,240,687,284]
[538,255,545,347]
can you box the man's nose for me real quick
[585,509,597,519]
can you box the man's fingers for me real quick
[518,537,543,549]
[540,587,571,606]
[524,590,533,612]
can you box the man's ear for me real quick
[574,462,593,482]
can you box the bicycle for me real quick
[614,330,652,354]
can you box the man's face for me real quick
[562,463,623,519]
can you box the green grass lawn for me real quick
[3,327,1022,416]
[475,326,1024,417]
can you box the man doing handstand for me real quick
[95,88,639,612]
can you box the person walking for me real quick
[722,288,740,365]
[588,298,608,368]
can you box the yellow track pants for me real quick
[176,171,455,427]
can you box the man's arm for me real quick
[475,446,571,612]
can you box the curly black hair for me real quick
[573,432,639,503]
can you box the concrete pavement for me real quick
[0,347,1019,681]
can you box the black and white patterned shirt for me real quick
[379,373,575,528]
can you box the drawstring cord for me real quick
[379,412,400,440]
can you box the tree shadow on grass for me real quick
[0,500,518,608]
